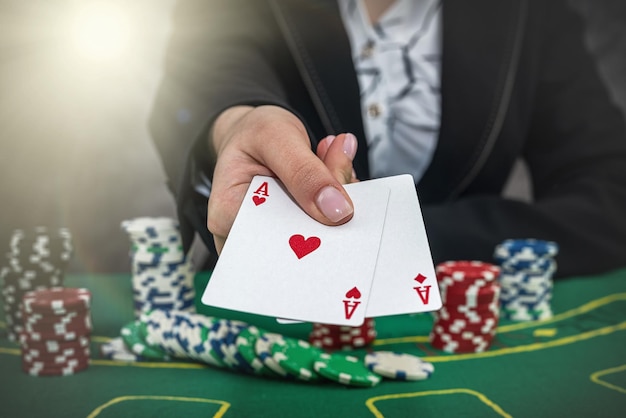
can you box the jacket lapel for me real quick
[419,0,525,202]
[275,0,524,196]
[272,0,370,177]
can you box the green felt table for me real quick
[1,268,626,418]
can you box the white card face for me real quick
[364,175,441,317]
[274,175,442,322]
[201,176,390,326]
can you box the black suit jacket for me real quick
[149,0,626,278]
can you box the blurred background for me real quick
[0,0,624,273]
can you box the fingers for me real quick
[261,133,354,225]
[316,135,336,161]
[319,133,358,185]
[206,106,355,254]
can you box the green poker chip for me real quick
[236,326,279,377]
[121,321,170,361]
[313,352,382,387]
[270,337,324,382]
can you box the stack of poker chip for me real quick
[494,239,559,321]
[308,318,377,351]
[430,261,501,353]
[1,227,73,341]
[121,217,195,317]
[19,287,92,376]
[101,309,434,387]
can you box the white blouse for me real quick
[339,0,443,182]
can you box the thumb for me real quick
[261,135,354,225]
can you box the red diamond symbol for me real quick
[414,273,427,284]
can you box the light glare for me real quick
[71,2,131,61]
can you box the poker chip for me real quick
[22,360,89,377]
[100,337,143,362]
[313,352,381,387]
[309,318,377,350]
[1,227,73,341]
[18,286,92,376]
[494,239,559,321]
[206,318,251,372]
[121,217,195,317]
[22,288,91,314]
[271,337,324,381]
[99,307,438,389]
[236,327,280,377]
[430,260,501,353]
[120,321,170,360]
[364,351,434,381]
[254,332,292,377]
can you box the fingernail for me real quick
[315,186,353,223]
[324,134,336,146]
[343,133,357,160]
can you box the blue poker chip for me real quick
[208,319,250,372]
[494,239,559,261]
[364,351,434,381]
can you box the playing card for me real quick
[276,175,441,324]
[364,175,442,317]
[201,176,390,326]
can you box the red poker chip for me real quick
[309,338,370,351]
[22,287,91,314]
[23,313,91,328]
[432,324,496,340]
[22,362,89,377]
[22,360,90,372]
[20,335,90,352]
[443,284,500,299]
[429,332,494,353]
[23,328,92,339]
[436,260,500,282]
[22,350,90,367]
[310,327,376,338]
[436,306,499,321]
[433,318,499,334]
[309,322,377,350]
[440,299,500,311]
[430,328,495,344]
[22,348,90,361]
[309,334,375,345]
[24,330,91,342]
[309,329,377,340]
[442,293,500,307]
[23,354,90,368]
[437,277,499,293]
[22,344,91,358]
[23,318,92,334]
[20,332,90,345]
[21,309,88,323]
[310,326,376,346]
[436,304,500,317]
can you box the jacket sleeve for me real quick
[422,1,626,278]
[148,0,289,256]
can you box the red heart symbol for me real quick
[345,286,361,299]
[289,234,321,259]
[414,273,427,284]
[252,195,266,206]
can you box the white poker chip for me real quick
[254,332,291,377]
[364,351,434,381]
